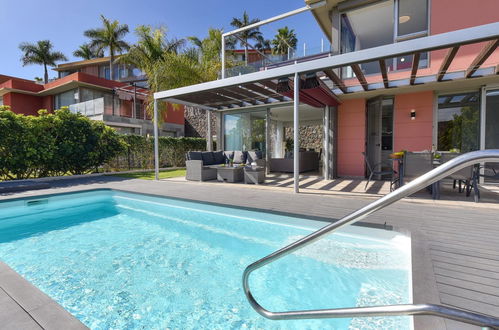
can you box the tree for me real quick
[271,26,298,56]
[230,11,262,65]
[84,15,130,80]
[19,40,67,84]
[73,43,104,60]
[254,35,271,52]
[188,28,235,63]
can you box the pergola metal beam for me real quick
[437,46,460,81]
[156,22,499,101]
[466,39,499,78]
[410,52,421,85]
[323,69,348,93]
[350,64,368,91]
[378,60,389,88]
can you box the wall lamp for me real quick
[410,110,416,120]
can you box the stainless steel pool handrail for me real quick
[242,149,499,328]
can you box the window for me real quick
[397,0,428,39]
[437,92,480,152]
[0,96,3,106]
[55,89,78,109]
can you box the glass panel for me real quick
[437,91,480,152]
[485,89,499,149]
[397,0,428,36]
[55,89,78,108]
[224,111,266,152]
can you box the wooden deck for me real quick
[1,175,499,329]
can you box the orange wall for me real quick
[430,0,499,73]
[337,98,366,177]
[4,92,43,116]
[163,103,185,125]
[393,91,434,152]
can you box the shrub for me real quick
[0,107,125,179]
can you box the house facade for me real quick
[153,0,499,186]
[0,58,185,137]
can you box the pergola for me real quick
[153,21,499,192]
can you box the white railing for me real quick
[69,97,104,117]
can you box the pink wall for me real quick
[393,91,434,153]
[337,99,366,177]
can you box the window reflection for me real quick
[224,111,266,152]
[437,92,480,152]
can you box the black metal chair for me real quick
[362,152,397,191]
[470,163,499,202]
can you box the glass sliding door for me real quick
[223,111,266,152]
[484,89,499,183]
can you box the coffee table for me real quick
[244,166,265,184]
[210,165,244,183]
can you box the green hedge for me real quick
[104,135,207,170]
[0,106,208,180]
[0,107,125,180]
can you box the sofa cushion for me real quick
[223,151,234,162]
[233,151,247,164]
[213,151,225,164]
[246,150,263,164]
[201,152,215,165]
[187,151,203,161]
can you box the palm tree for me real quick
[73,43,104,60]
[19,40,67,84]
[254,35,271,52]
[188,28,236,63]
[230,11,262,65]
[84,15,130,80]
[271,26,298,56]
[119,25,184,71]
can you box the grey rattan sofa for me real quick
[186,150,265,181]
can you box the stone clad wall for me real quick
[285,124,323,152]
[184,106,217,139]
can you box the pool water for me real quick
[0,190,412,329]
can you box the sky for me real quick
[0,0,326,80]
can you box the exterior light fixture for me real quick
[399,15,411,24]
[410,110,416,120]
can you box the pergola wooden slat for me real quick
[323,69,348,94]
[350,64,368,91]
[466,39,499,78]
[437,46,460,81]
[410,52,421,85]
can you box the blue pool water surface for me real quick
[0,190,412,329]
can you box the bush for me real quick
[0,107,125,179]
[104,135,207,170]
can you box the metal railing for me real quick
[242,149,499,328]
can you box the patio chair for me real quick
[439,152,475,195]
[403,151,435,197]
[362,152,397,191]
[470,163,499,202]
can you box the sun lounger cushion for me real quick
[201,152,215,165]
[187,151,203,161]
[233,151,247,164]
[213,151,225,164]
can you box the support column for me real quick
[153,99,159,180]
[323,106,330,180]
[265,108,271,174]
[218,112,224,150]
[206,110,213,151]
[293,72,300,193]
[330,106,338,179]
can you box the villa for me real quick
[1,0,499,329]
[153,0,499,192]
[0,58,185,137]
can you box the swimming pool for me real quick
[0,189,412,329]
